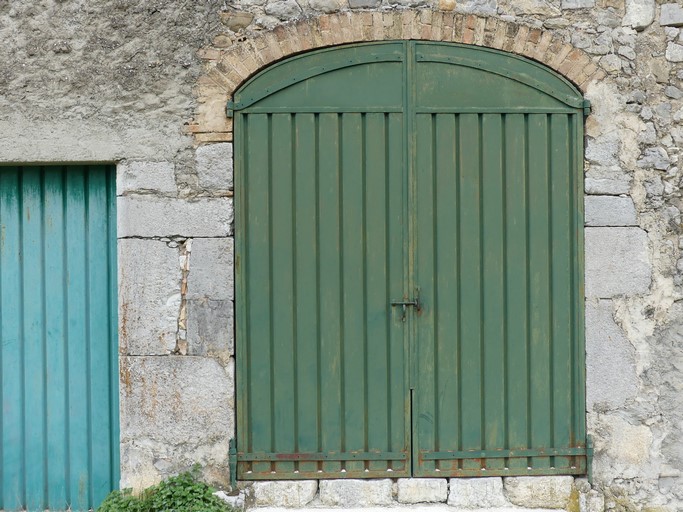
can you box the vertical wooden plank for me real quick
[415,114,436,474]
[293,113,319,475]
[107,166,120,494]
[550,114,573,469]
[458,113,482,471]
[528,114,551,470]
[364,113,390,473]
[481,115,506,471]
[387,113,409,474]
[235,114,250,477]
[318,113,342,475]
[270,114,296,475]
[504,114,529,470]
[341,113,366,474]
[86,168,113,505]
[1,168,24,510]
[244,114,272,475]
[44,167,69,508]
[572,114,587,459]
[434,114,460,472]
[65,166,90,510]
[22,167,47,511]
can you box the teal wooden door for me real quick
[0,165,119,511]
[233,41,586,480]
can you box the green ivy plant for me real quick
[97,466,235,512]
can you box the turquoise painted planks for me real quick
[0,165,118,512]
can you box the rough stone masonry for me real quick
[2,0,683,510]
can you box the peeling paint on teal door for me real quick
[0,165,119,511]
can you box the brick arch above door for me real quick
[189,10,607,144]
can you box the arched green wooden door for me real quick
[233,41,587,479]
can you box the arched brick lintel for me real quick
[190,10,606,143]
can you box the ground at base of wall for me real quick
[253,508,562,512]
[218,476,607,512]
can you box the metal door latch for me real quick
[391,290,421,322]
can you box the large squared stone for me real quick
[119,239,181,355]
[585,300,638,410]
[585,196,637,226]
[251,481,318,507]
[660,3,683,27]
[562,0,595,8]
[397,478,447,503]
[195,143,233,191]
[119,356,234,489]
[319,479,393,507]
[448,477,509,508]
[187,298,234,361]
[118,196,232,238]
[116,161,176,195]
[666,42,683,62]
[503,476,574,509]
[623,0,655,30]
[187,237,234,301]
[585,227,651,298]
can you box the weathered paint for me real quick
[234,41,585,479]
[0,165,119,511]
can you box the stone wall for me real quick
[2,0,683,510]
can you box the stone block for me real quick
[319,479,394,507]
[187,298,234,361]
[118,196,233,238]
[195,143,233,191]
[215,490,245,510]
[585,227,651,298]
[512,0,561,15]
[119,356,234,489]
[503,476,574,509]
[119,239,181,355]
[562,0,595,8]
[623,0,655,30]
[187,237,234,301]
[660,3,683,27]
[264,0,302,19]
[637,147,671,170]
[601,414,653,476]
[666,42,683,62]
[585,299,638,410]
[349,0,382,7]
[586,136,619,166]
[585,177,631,196]
[448,477,509,508]
[251,481,318,507]
[116,161,176,195]
[580,489,606,512]
[397,478,448,504]
[585,196,637,226]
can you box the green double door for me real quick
[234,41,587,479]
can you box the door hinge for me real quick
[586,434,594,485]
[226,100,235,118]
[583,99,592,117]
